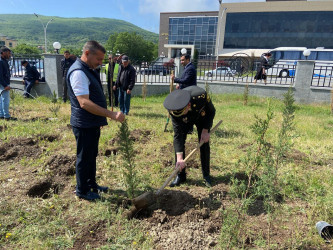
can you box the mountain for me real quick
[0,14,158,48]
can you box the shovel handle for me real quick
[156,120,222,194]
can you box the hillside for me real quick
[0,14,158,48]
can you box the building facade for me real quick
[217,0,333,56]
[0,34,17,49]
[159,11,218,58]
[159,1,333,59]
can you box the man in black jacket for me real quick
[0,47,16,120]
[21,61,40,98]
[163,86,216,187]
[115,55,136,115]
[171,54,197,89]
[61,51,75,102]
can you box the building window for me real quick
[9,42,12,47]
[169,16,218,57]
[224,11,333,49]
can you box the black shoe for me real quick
[204,176,212,188]
[91,185,109,193]
[76,191,101,200]
[169,175,186,187]
[5,117,17,121]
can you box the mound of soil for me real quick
[45,154,76,176]
[134,188,224,249]
[0,138,41,162]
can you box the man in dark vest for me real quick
[67,40,125,200]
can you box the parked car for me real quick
[140,64,173,76]
[204,67,235,77]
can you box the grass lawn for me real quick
[0,90,333,249]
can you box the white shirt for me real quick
[69,70,90,96]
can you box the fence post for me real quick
[294,60,315,103]
[43,53,63,97]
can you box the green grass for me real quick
[0,91,333,249]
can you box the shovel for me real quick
[131,120,222,214]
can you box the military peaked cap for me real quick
[163,89,191,111]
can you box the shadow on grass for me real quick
[213,128,243,138]
[134,112,166,119]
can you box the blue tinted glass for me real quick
[282,51,302,60]
[317,51,333,61]
[224,11,333,49]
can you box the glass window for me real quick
[316,51,333,61]
[196,26,202,35]
[224,11,333,49]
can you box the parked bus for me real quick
[266,47,333,78]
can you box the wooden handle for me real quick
[156,120,222,194]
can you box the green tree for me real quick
[12,43,41,55]
[104,33,119,53]
[107,32,156,64]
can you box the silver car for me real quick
[205,67,235,77]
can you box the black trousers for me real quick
[72,126,100,195]
[175,123,210,178]
[107,81,119,107]
[62,76,68,102]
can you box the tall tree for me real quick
[106,32,156,64]
[12,43,41,55]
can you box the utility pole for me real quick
[34,13,53,53]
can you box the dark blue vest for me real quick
[67,59,107,128]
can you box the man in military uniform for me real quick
[163,86,216,187]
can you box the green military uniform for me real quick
[163,86,216,186]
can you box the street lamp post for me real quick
[53,42,61,54]
[34,13,53,53]
[303,49,311,60]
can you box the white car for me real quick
[205,67,235,77]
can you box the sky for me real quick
[0,0,261,33]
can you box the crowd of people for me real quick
[1,41,219,201]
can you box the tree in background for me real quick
[105,32,157,64]
[12,43,41,55]
[60,47,82,57]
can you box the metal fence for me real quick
[195,59,295,85]
[9,55,45,79]
[311,63,333,88]
[99,61,177,85]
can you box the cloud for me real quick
[139,0,218,16]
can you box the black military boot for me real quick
[203,175,212,188]
[169,171,186,187]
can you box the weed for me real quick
[48,91,60,118]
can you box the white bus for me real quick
[266,47,333,78]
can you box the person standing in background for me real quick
[0,47,16,120]
[61,50,75,102]
[171,54,197,89]
[115,55,136,115]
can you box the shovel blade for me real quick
[132,191,156,210]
